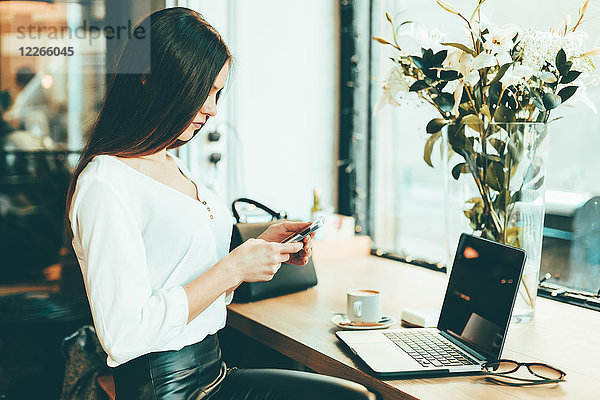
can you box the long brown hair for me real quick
[65,7,230,238]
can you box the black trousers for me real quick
[112,334,377,400]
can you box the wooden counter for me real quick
[227,240,600,400]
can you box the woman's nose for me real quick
[201,97,217,117]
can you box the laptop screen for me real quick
[437,234,526,361]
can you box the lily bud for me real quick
[583,47,600,57]
[437,0,459,15]
[581,0,590,17]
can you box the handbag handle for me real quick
[231,198,287,223]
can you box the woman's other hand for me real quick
[225,238,303,284]
[259,221,314,266]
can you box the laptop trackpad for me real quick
[351,341,422,372]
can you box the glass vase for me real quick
[442,122,549,323]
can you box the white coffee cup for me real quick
[346,289,382,323]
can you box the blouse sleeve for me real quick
[70,178,189,365]
[224,291,234,305]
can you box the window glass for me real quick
[0,1,107,283]
[370,0,600,295]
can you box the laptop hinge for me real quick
[440,331,488,362]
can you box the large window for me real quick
[364,0,600,299]
[0,0,108,283]
[0,0,163,284]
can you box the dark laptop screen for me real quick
[437,234,526,361]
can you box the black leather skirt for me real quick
[111,333,378,400]
[111,334,225,400]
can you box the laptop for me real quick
[336,233,526,376]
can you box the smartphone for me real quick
[281,216,324,243]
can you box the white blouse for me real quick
[69,153,233,367]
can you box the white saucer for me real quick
[331,314,397,330]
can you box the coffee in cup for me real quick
[346,289,382,323]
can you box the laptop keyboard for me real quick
[383,331,478,368]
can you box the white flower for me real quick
[483,24,519,52]
[373,65,415,115]
[501,65,535,88]
[519,28,593,73]
[482,23,520,65]
[452,80,464,117]
[471,52,497,70]
[444,49,479,85]
[396,23,447,54]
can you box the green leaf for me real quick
[533,124,549,149]
[530,176,545,191]
[560,70,581,84]
[440,70,462,81]
[451,162,469,180]
[512,190,522,203]
[538,71,558,84]
[423,68,439,80]
[481,153,504,164]
[556,49,566,72]
[466,197,484,205]
[494,105,515,123]
[409,80,430,92]
[481,104,491,120]
[506,227,521,246]
[555,49,573,76]
[562,61,573,76]
[422,48,434,60]
[447,124,474,159]
[523,156,542,184]
[441,42,475,55]
[489,138,506,155]
[466,198,485,230]
[460,114,484,134]
[410,56,424,69]
[507,130,524,164]
[485,161,505,192]
[423,131,442,168]
[432,50,448,66]
[433,92,455,112]
[489,81,502,110]
[488,63,512,87]
[426,118,450,133]
[558,86,578,103]
[532,91,545,111]
[505,88,520,111]
[542,92,562,110]
[494,190,511,212]
[473,82,483,109]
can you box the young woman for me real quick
[66,7,375,400]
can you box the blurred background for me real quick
[0,0,598,398]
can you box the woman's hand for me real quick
[258,221,314,266]
[223,238,303,284]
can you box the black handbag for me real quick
[229,198,318,303]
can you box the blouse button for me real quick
[210,215,214,219]
[207,207,211,211]
[202,201,207,205]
